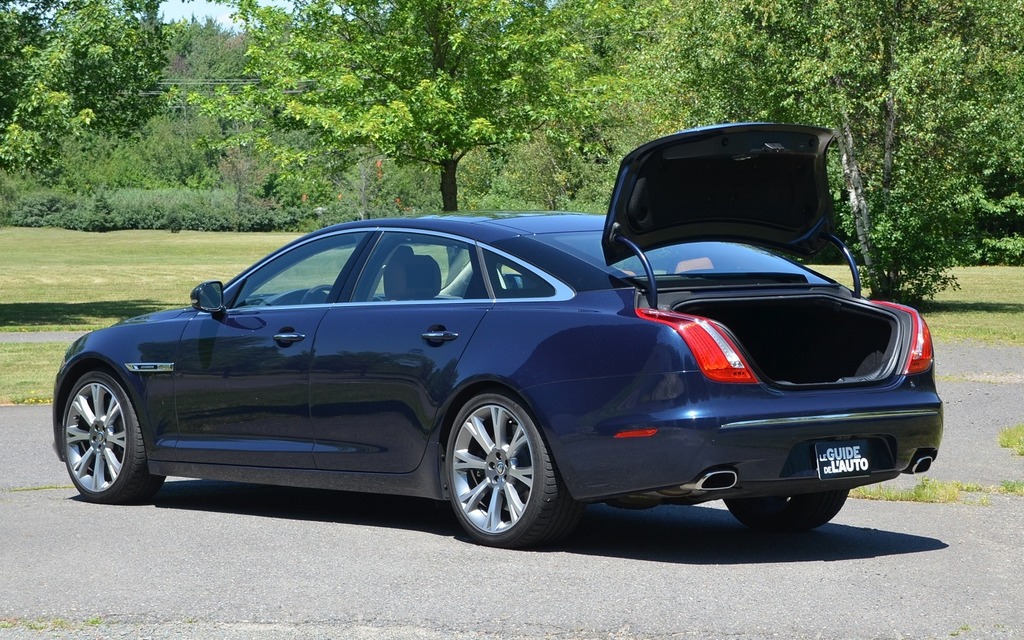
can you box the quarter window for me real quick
[483,250,556,299]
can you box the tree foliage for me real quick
[0,0,166,170]
[611,0,1024,303]
[4,0,1024,305]
[209,0,577,211]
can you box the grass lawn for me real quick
[811,264,1024,344]
[0,342,69,405]
[0,228,297,404]
[0,227,298,331]
[1,227,1022,404]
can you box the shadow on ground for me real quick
[921,300,1024,314]
[566,502,947,564]
[86,479,948,565]
[0,300,165,328]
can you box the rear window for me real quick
[535,231,833,284]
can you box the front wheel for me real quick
[724,489,849,532]
[445,392,582,548]
[62,371,165,503]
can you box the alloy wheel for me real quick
[65,381,128,493]
[450,402,535,535]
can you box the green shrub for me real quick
[4,190,87,228]
[976,236,1024,266]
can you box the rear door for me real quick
[310,230,492,473]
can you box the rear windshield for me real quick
[534,231,834,285]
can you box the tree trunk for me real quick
[358,160,370,220]
[835,114,885,297]
[882,93,897,199]
[440,158,459,212]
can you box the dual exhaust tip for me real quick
[690,450,935,491]
[905,448,938,475]
[692,468,738,491]
[676,451,935,495]
[908,454,934,474]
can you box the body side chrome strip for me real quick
[721,408,939,429]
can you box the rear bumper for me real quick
[526,372,943,502]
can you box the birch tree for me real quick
[622,0,1022,303]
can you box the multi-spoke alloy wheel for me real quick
[62,372,164,503]
[445,392,582,548]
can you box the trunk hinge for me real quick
[825,233,862,298]
[611,225,659,308]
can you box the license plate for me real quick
[815,440,871,480]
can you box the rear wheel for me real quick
[724,489,849,532]
[445,392,582,548]
[62,371,165,503]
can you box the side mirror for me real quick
[191,280,226,314]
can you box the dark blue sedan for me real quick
[53,123,942,548]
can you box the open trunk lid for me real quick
[603,123,837,265]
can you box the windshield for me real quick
[536,231,835,285]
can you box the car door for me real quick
[173,230,369,467]
[310,230,492,473]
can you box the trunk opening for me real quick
[670,294,900,386]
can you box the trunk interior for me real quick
[670,294,901,386]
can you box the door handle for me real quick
[273,332,306,345]
[421,330,459,344]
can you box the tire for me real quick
[444,392,583,548]
[724,489,849,532]
[61,371,165,504]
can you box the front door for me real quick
[173,230,369,467]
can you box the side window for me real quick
[233,232,367,308]
[354,232,486,301]
[483,250,556,299]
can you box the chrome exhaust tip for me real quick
[910,455,933,474]
[694,469,738,491]
[904,448,938,474]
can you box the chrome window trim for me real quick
[721,408,940,430]
[337,298,499,308]
[347,227,576,305]
[480,244,575,303]
[222,304,335,315]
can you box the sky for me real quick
[160,0,235,25]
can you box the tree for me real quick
[209,0,576,211]
[0,0,166,171]
[614,0,1024,303]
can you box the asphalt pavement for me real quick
[0,340,1021,639]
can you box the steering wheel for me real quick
[300,284,333,305]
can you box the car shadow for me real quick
[134,480,947,564]
[559,503,948,564]
[146,479,460,538]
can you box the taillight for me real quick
[636,307,758,384]
[873,301,934,375]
